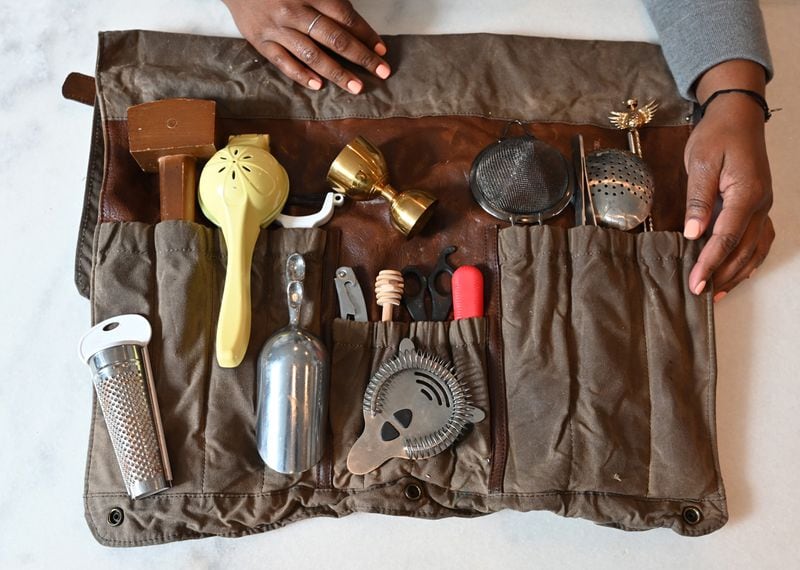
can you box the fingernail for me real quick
[693,279,707,295]
[713,291,727,303]
[376,63,391,79]
[308,78,322,90]
[749,268,757,279]
[374,42,387,56]
[684,219,702,240]
[347,79,362,94]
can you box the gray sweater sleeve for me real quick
[642,0,773,100]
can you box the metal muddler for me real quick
[256,253,329,473]
[78,314,172,499]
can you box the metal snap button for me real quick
[107,507,124,527]
[682,506,703,525]
[404,483,423,501]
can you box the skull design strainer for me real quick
[346,338,485,475]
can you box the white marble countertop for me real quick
[1,0,798,567]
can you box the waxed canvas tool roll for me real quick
[72,30,726,546]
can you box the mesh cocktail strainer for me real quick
[469,121,572,224]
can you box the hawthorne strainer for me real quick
[469,121,572,224]
[346,338,485,475]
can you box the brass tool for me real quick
[375,269,404,322]
[127,98,217,221]
[609,98,659,159]
[199,134,289,368]
[327,136,437,237]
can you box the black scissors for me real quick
[401,246,457,321]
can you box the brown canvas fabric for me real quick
[74,30,695,296]
[74,30,726,545]
[95,32,691,125]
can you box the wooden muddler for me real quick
[127,99,217,221]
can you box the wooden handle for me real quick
[158,154,197,221]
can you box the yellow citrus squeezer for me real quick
[199,134,289,368]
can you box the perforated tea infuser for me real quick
[469,121,572,224]
[346,338,485,475]
[586,99,658,231]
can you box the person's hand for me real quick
[223,0,390,94]
[683,60,775,301]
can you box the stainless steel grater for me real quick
[79,314,172,499]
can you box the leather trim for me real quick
[62,72,96,106]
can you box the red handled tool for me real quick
[452,266,484,320]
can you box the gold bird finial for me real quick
[609,99,658,131]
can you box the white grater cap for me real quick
[78,314,152,363]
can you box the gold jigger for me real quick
[327,136,437,237]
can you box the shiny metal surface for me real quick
[609,98,659,159]
[469,130,572,225]
[589,98,658,231]
[571,134,598,226]
[334,266,368,321]
[327,136,437,237]
[88,343,172,499]
[346,338,485,475]
[585,149,654,231]
[256,253,329,474]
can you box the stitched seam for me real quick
[566,245,576,492]
[639,254,655,499]
[84,487,726,501]
[105,112,691,128]
[98,80,115,225]
[84,489,725,545]
[75,108,103,295]
[486,224,507,493]
[501,252,687,263]
[705,287,724,498]
[201,245,215,495]
[84,31,115,545]
[87,504,339,546]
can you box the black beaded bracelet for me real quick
[699,88,774,122]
